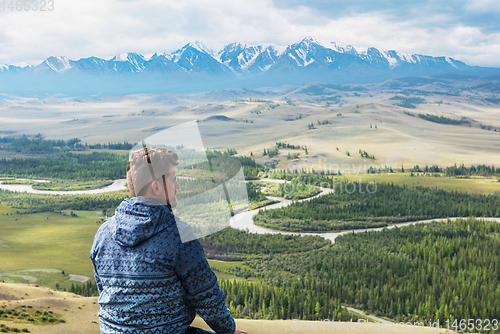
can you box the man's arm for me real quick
[174,239,236,334]
[90,232,103,295]
[91,258,103,295]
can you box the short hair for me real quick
[127,146,179,197]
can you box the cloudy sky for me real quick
[1,0,499,67]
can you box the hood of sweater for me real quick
[112,197,173,247]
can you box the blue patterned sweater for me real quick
[90,197,235,334]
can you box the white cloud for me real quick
[465,0,500,12]
[0,0,498,67]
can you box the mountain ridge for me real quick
[0,37,474,75]
[0,37,498,96]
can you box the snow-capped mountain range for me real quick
[1,37,498,96]
[0,37,468,76]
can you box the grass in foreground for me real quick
[0,205,100,291]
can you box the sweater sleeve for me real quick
[174,239,235,334]
[91,258,103,294]
[90,230,103,295]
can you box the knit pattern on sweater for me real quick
[90,197,235,334]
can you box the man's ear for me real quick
[151,180,162,196]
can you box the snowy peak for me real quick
[282,38,328,67]
[109,53,147,72]
[171,41,216,62]
[170,41,230,75]
[147,53,173,62]
[217,42,247,63]
[176,41,214,57]
[378,50,423,67]
[289,37,322,53]
[266,44,287,57]
[111,53,131,62]
[298,37,321,48]
[190,41,214,55]
[40,56,73,73]
[0,63,31,73]
[244,44,285,72]
[324,41,357,54]
[217,42,269,73]
[110,52,144,62]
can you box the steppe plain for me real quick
[1,82,499,173]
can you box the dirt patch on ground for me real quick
[0,283,70,300]
[0,290,18,301]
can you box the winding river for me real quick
[0,179,128,195]
[1,177,498,243]
[230,179,500,243]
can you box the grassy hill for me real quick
[0,283,449,334]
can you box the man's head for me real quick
[127,146,180,208]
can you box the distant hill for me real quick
[204,115,235,122]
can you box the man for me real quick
[91,146,246,334]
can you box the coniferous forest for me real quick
[207,218,500,330]
[0,152,128,180]
[0,135,134,153]
[0,148,263,182]
[255,182,500,232]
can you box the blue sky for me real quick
[0,0,499,67]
